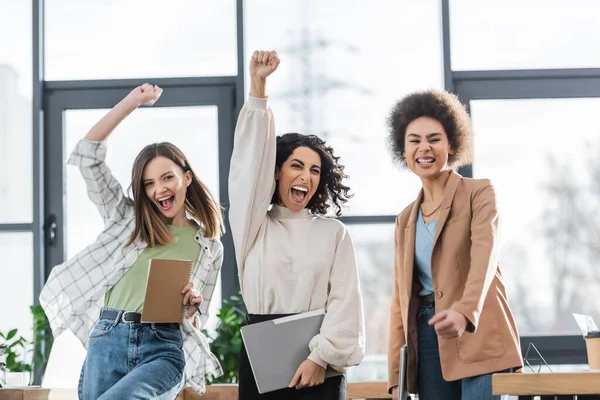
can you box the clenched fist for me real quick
[250,50,280,80]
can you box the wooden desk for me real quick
[0,382,392,400]
[0,388,76,400]
[180,382,392,399]
[346,382,391,399]
[493,371,600,399]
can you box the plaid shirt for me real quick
[39,139,223,394]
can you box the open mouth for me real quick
[157,195,175,211]
[416,157,435,165]
[290,185,308,203]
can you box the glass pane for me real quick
[471,98,600,336]
[45,0,237,80]
[451,0,600,70]
[245,0,441,215]
[346,224,394,382]
[0,1,32,222]
[0,233,34,345]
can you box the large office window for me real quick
[450,0,600,70]
[45,0,238,80]
[245,0,440,217]
[0,1,32,223]
[6,0,600,389]
[450,0,600,367]
[0,1,34,348]
[471,98,600,336]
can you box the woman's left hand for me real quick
[429,309,468,339]
[182,282,203,319]
[289,359,326,389]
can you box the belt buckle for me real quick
[121,312,133,324]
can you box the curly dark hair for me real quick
[386,90,472,169]
[271,133,352,216]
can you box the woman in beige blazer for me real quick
[386,90,523,400]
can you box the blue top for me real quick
[414,209,437,296]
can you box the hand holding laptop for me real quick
[240,309,341,394]
[288,359,326,389]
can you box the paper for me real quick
[572,313,599,337]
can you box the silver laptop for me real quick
[398,344,409,400]
[240,309,341,394]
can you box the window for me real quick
[45,0,238,80]
[470,98,600,335]
[0,0,32,223]
[450,0,600,70]
[346,224,395,381]
[0,233,34,342]
[245,0,442,216]
[0,0,34,357]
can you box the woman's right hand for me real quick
[391,386,399,400]
[250,50,280,80]
[83,83,163,142]
[126,83,163,107]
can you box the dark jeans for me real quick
[417,302,506,400]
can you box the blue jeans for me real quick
[78,308,185,400]
[417,303,504,400]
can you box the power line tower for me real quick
[278,7,371,141]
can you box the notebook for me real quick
[141,259,193,323]
[240,309,341,394]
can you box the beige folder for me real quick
[141,259,193,323]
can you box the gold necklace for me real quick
[421,203,442,222]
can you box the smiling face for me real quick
[142,156,192,221]
[275,146,322,213]
[403,116,454,180]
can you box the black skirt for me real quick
[238,313,347,400]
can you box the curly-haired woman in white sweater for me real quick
[228,50,366,400]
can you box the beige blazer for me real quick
[387,171,523,393]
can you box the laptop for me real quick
[240,309,341,394]
[398,344,409,400]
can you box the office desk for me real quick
[0,388,76,400]
[180,382,392,399]
[493,371,600,399]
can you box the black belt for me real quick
[99,309,179,330]
[419,293,435,304]
[246,313,295,325]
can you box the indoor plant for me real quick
[0,328,32,386]
[30,305,53,384]
[0,305,53,387]
[203,290,247,384]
